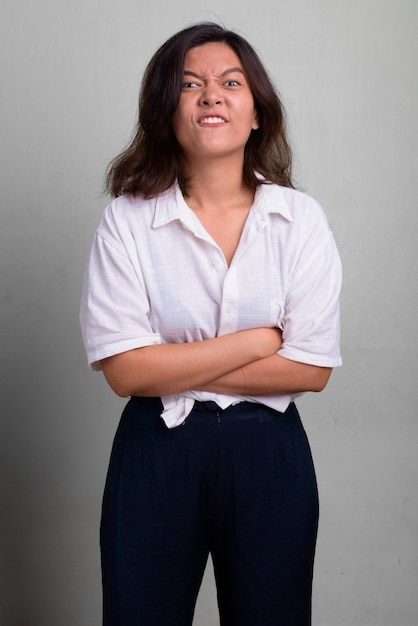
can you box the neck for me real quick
[183,155,252,211]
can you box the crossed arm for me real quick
[101,327,332,398]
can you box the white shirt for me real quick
[80,182,342,427]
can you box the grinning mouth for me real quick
[198,116,227,124]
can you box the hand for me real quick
[243,327,283,359]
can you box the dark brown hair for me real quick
[106,22,294,198]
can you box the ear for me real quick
[252,109,259,130]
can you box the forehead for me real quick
[183,42,244,74]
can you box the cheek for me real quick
[171,100,193,141]
[171,111,184,142]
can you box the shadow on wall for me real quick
[1,234,114,625]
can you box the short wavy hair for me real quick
[106,22,294,198]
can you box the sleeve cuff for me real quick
[278,345,342,368]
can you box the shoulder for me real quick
[99,193,155,228]
[95,193,159,250]
[260,183,331,231]
[98,183,182,232]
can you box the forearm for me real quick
[101,328,282,397]
[199,354,332,395]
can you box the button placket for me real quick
[219,266,239,334]
[212,252,224,270]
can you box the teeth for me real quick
[200,117,226,124]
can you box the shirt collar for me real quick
[152,185,184,228]
[152,180,293,229]
[253,182,293,222]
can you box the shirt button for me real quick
[226,305,235,314]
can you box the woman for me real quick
[80,22,342,626]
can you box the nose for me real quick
[199,83,222,106]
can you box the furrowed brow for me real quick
[218,67,245,78]
[182,67,245,79]
[183,71,203,79]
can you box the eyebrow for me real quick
[183,67,246,79]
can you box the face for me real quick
[171,42,259,162]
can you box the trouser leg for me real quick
[100,397,211,626]
[205,402,319,626]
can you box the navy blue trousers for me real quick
[101,398,319,626]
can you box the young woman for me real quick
[80,22,342,626]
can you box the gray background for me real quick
[1,0,417,624]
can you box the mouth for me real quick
[197,115,228,125]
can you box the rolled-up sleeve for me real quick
[80,211,161,371]
[279,205,342,368]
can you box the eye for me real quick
[182,81,200,89]
[224,79,240,87]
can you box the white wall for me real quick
[1,1,417,624]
